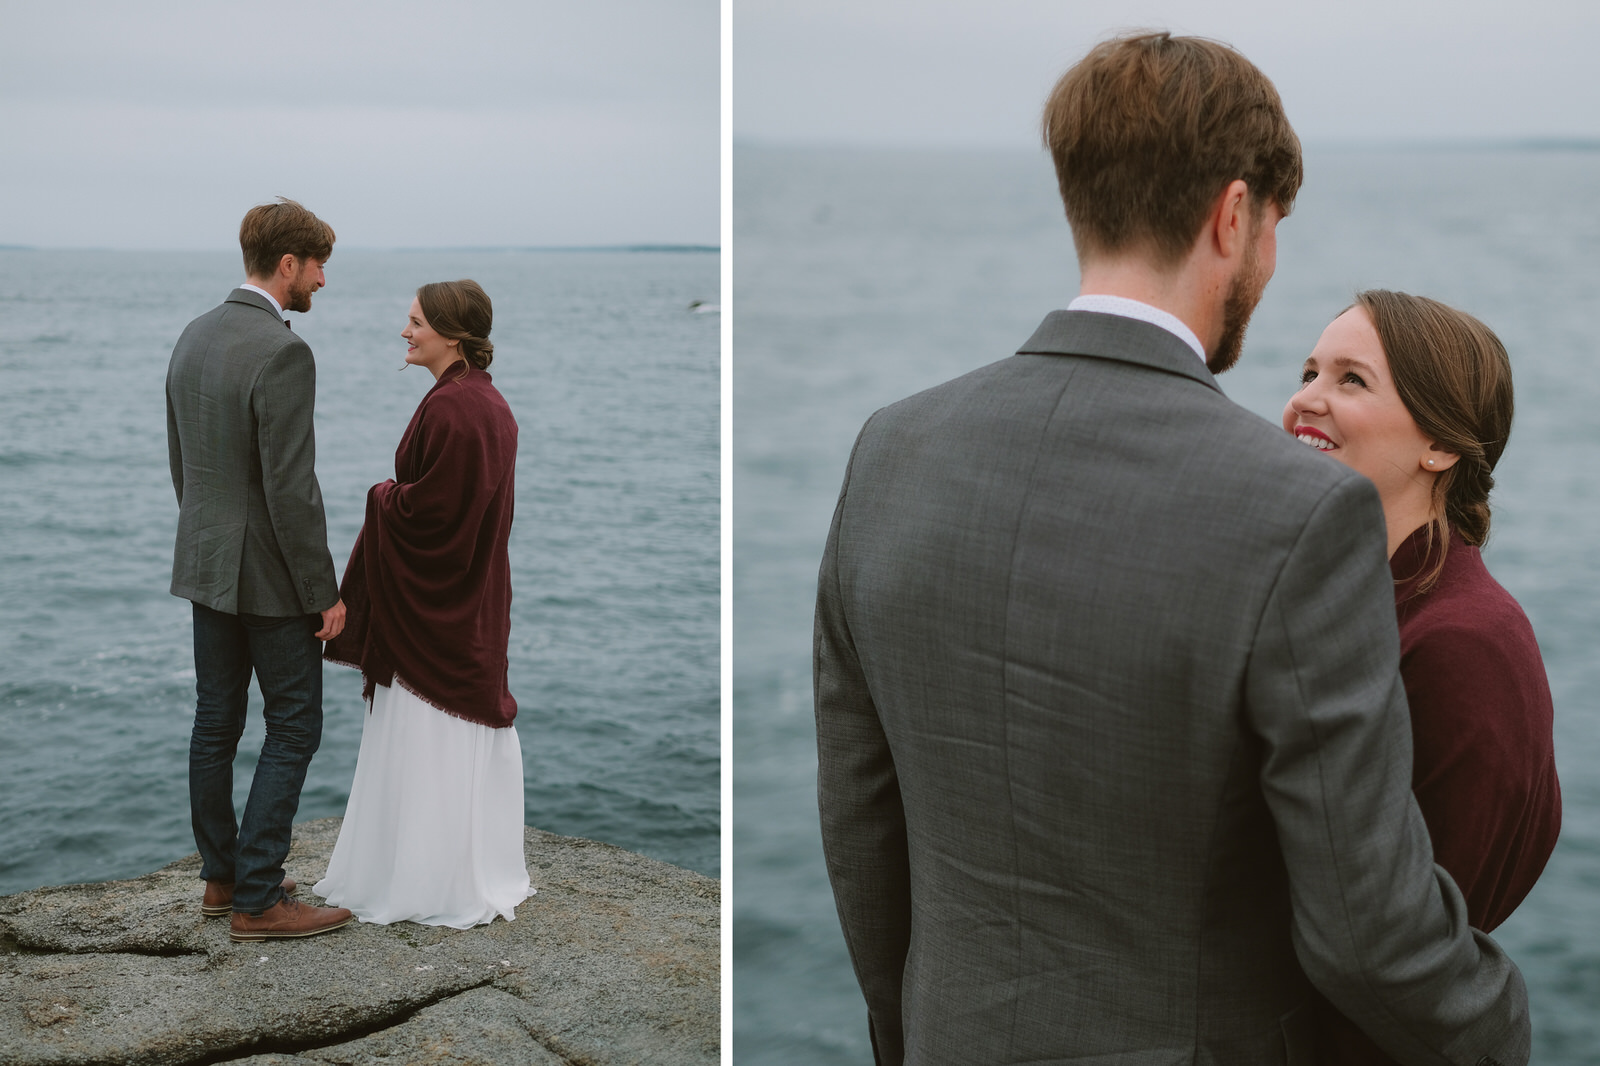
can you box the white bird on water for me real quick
[688,300,719,314]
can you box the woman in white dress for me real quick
[318,279,531,927]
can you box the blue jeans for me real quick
[189,603,323,914]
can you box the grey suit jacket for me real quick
[166,288,338,617]
[815,311,1530,1066]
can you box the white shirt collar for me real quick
[1067,294,1206,364]
[239,283,288,321]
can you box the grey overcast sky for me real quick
[1,0,717,249]
[735,0,1600,148]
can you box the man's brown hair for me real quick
[1042,32,1302,267]
[417,279,495,371]
[239,198,336,280]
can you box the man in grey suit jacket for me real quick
[815,33,1530,1065]
[167,198,353,942]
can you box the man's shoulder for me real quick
[176,296,302,356]
[875,353,1021,415]
[169,307,311,411]
[856,339,1367,520]
[174,298,231,342]
[866,344,1291,446]
[868,311,1211,422]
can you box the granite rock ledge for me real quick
[0,817,719,1066]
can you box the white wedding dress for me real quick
[314,677,533,927]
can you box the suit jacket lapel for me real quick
[1016,309,1222,394]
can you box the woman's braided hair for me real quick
[1356,289,1513,590]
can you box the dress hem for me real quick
[315,881,536,931]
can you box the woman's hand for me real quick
[317,599,347,641]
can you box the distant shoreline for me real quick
[0,244,719,254]
[728,136,1600,154]
[388,243,720,254]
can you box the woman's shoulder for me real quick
[1421,541,1535,633]
[422,367,516,422]
[1401,541,1550,705]
[412,369,518,464]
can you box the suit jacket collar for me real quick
[1016,309,1222,394]
[225,287,288,323]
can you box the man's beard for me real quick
[1207,242,1267,375]
[285,274,317,313]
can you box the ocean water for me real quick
[0,247,720,892]
[732,145,1600,1062]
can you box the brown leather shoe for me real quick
[229,898,354,942]
[202,877,298,917]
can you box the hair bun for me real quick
[464,336,494,365]
[416,280,495,370]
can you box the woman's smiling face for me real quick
[401,297,460,376]
[1282,306,1448,503]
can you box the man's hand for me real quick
[316,599,347,641]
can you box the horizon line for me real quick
[0,242,720,254]
[731,135,1600,153]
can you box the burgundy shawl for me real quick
[325,365,518,728]
[1317,527,1561,1063]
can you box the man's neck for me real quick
[1076,259,1220,356]
[1068,294,1205,363]
[243,276,291,311]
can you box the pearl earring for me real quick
[1426,459,1436,467]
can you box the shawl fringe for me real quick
[325,657,514,729]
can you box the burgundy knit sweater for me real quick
[1316,526,1561,1062]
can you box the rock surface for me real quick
[0,818,719,1065]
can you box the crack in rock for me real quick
[211,985,584,1066]
[196,976,501,1065]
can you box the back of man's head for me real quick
[1043,32,1302,269]
[240,198,335,280]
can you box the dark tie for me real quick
[284,318,291,329]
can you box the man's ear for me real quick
[1210,179,1251,259]
[276,252,298,279]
